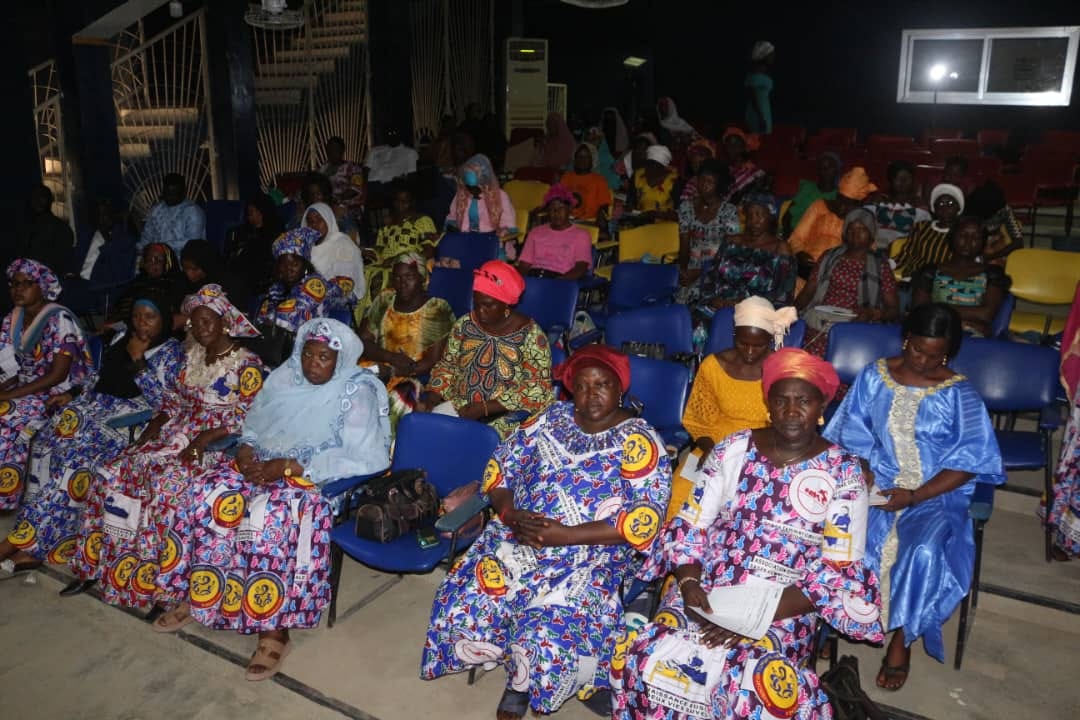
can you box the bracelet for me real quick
[677,576,701,592]
[284,464,293,477]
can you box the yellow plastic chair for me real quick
[1005,248,1080,336]
[503,180,550,214]
[618,222,681,264]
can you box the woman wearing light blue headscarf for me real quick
[158,318,390,681]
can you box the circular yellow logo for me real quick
[653,609,685,629]
[0,464,21,496]
[82,530,103,566]
[752,655,800,719]
[239,366,264,398]
[242,572,285,620]
[475,556,507,597]
[335,277,355,295]
[160,531,181,573]
[55,408,81,438]
[67,470,92,503]
[610,629,638,673]
[189,566,225,609]
[481,458,503,494]
[0,400,11,415]
[133,562,159,595]
[621,432,658,479]
[222,575,244,618]
[617,504,661,549]
[276,298,298,314]
[110,553,139,590]
[8,520,37,549]
[303,277,327,301]
[212,491,246,529]
[46,536,78,564]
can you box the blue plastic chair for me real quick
[428,267,475,319]
[327,413,501,625]
[824,323,903,386]
[989,293,1016,339]
[607,262,679,315]
[203,200,245,255]
[328,306,354,327]
[516,276,579,345]
[625,355,691,450]
[435,232,500,273]
[704,306,807,355]
[86,335,104,371]
[951,337,1063,561]
[605,305,694,360]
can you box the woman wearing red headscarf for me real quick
[418,261,553,439]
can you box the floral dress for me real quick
[0,305,94,511]
[691,244,796,312]
[802,255,898,357]
[6,338,183,564]
[254,272,332,334]
[677,199,740,272]
[615,430,884,720]
[421,402,672,714]
[70,345,267,609]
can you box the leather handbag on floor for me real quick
[353,469,439,542]
[819,655,887,720]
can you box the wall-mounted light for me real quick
[622,56,647,68]
[928,63,947,82]
[168,1,183,19]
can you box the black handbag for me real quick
[352,469,439,543]
[818,655,887,720]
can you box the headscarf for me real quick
[751,41,775,61]
[181,283,260,338]
[472,260,524,306]
[142,242,179,277]
[554,344,631,393]
[574,141,598,171]
[842,208,878,243]
[238,318,391,483]
[247,191,284,241]
[540,112,575,169]
[687,138,717,161]
[302,202,365,299]
[450,154,505,231]
[837,167,878,201]
[743,192,778,218]
[391,251,429,280]
[734,296,798,349]
[761,347,840,403]
[722,126,762,152]
[601,106,629,155]
[272,227,319,260]
[7,258,61,301]
[645,145,673,167]
[930,183,966,214]
[542,183,577,208]
[657,97,696,136]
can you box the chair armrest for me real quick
[434,494,490,534]
[1040,404,1065,430]
[320,471,383,500]
[206,434,241,453]
[105,409,154,429]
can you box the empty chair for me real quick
[607,262,680,314]
[434,232,500,273]
[605,305,693,360]
[625,355,690,450]
[976,129,1008,154]
[427,267,475,319]
[929,139,979,162]
[816,127,858,147]
[1005,248,1080,337]
[503,180,550,215]
[921,128,963,147]
[515,275,578,344]
[617,222,680,263]
[824,322,903,386]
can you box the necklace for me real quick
[205,342,238,364]
[771,436,815,467]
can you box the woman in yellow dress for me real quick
[363,186,438,302]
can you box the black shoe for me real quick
[144,605,166,624]
[58,579,96,597]
[582,689,612,716]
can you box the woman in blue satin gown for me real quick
[824,304,1003,691]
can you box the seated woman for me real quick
[303,201,366,308]
[108,242,183,326]
[158,319,391,679]
[781,152,840,237]
[361,254,455,427]
[535,111,575,169]
[0,290,182,580]
[966,181,1023,266]
[1050,284,1080,559]
[691,193,795,312]
[228,191,283,300]
[719,127,767,205]
[912,216,1010,337]
[585,125,622,192]
[516,185,594,280]
[797,209,899,357]
[560,143,613,221]
[421,345,672,720]
[363,185,438,300]
[181,239,251,316]
[0,260,94,515]
[65,285,266,606]
[788,167,876,285]
[676,160,740,289]
[891,183,963,279]
[825,304,1003,690]
[671,297,797,518]
[615,348,884,719]
[633,145,679,218]
[445,153,517,240]
[417,260,553,439]
[677,139,718,203]
[866,160,931,249]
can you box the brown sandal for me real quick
[246,637,291,681]
[151,603,193,633]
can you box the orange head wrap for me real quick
[761,348,840,403]
[837,167,878,201]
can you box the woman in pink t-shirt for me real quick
[516,185,593,280]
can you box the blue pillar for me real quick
[71,40,126,217]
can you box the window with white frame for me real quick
[897,26,1079,106]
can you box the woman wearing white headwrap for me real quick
[302,201,366,308]
[656,96,697,139]
[633,145,679,217]
[746,41,775,134]
[667,296,797,518]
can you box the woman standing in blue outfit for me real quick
[824,303,1004,691]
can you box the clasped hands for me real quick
[500,507,571,548]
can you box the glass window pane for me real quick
[988,37,1070,93]
[909,39,984,92]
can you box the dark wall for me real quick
[521,0,1080,142]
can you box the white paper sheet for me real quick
[0,345,19,384]
[689,576,785,640]
[868,488,890,506]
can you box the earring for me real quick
[902,339,909,350]
[766,411,772,423]
[818,416,825,426]
[503,309,510,318]
[942,355,949,366]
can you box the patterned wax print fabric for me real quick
[677,199,740,272]
[426,314,554,439]
[366,216,438,297]
[324,160,366,227]
[824,360,1003,662]
[254,272,332,334]
[0,303,93,511]
[614,430,884,720]
[634,168,678,213]
[421,402,672,714]
[7,338,184,563]
[1050,386,1080,555]
[69,345,267,609]
[691,243,796,311]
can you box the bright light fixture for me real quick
[623,56,647,68]
[929,63,947,82]
[949,71,959,79]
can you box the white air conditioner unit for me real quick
[505,38,548,139]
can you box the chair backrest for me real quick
[1005,248,1080,305]
[607,262,680,314]
[625,356,690,432]
[929,138,979,162]
[277,200,296,227]
[580,223,600,245]
[516,276,578,336]
[427,267,474,319]
[503,180,550,214]
[704,307,806,355]
[618,222,680,263]
[606,305,693,359]
[513,166,561,184]
[435,232,500,273]
[990,293,1016,339]
[203,199,245,254]
[817,127,858,147]
[87,334,104,371]
[825,322,903,385]
[921,128,963,147]
[328,307,354,326]
[952,338,1060,413]
[391,413,502,497]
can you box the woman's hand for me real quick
[680,577,711,614]
[45,392,73,409]
[387,352,417,377]
[457,401,487,421]
[878,487,916,513]
[511,512,569,548]
[133,419,165,447]
[694,438,715,470]
[688,611,745,649]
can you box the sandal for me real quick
[496,688,529,720]
[151,603,193,633]
[246,637,291,682]
[0,558,41,581]
[876,658,910,691]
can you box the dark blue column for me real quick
[367,0,413,143]
[71,40,126,215]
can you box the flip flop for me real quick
[151,604,194,633]
[246,637,291,682]
[496,688,529,719]
[0,559,40,581]
[876,658,911,691]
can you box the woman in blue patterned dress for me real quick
[157,318,391,680]
[825,304,1003,691]
[253,227,333,334]
[421,345,672,720]
[0,259,93,518]
[0,288,183,580]
[615,349,884,720]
